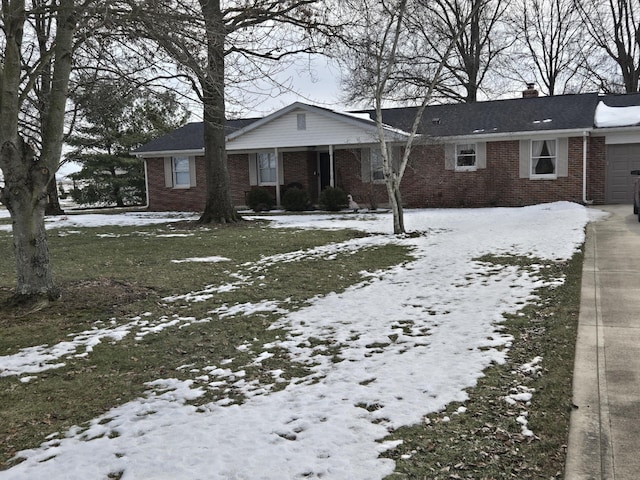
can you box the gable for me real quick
[227,107,383,151]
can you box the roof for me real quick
[135,92,640,156]
[356,93,600,138]
[134,118,259,154]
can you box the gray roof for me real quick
[135,92,640,154]
[357,93,601,137]
[134,118,259,154]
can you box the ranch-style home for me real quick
[134,88,640,211]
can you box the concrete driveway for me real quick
[565,205,640,479]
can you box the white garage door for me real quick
[606,144,640,203]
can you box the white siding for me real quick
[227,109,379,151]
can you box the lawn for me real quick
[0,203,597,479]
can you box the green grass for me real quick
[382,252,583,480]
[0,216,583,479]
[0,218,411,467]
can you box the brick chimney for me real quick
[522,83,539,98]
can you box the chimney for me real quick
[522,83,539,98]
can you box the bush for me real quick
[282,186,310,211]
[319,186,348,211]
[247,188,275,212]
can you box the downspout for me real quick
[582,131,593,205]
[143,157,150,209]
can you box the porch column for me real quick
[275,147,281,206]
[329,145,335,187]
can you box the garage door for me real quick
[606,144,640,203]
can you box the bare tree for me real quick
[576,0,640,92]
[0,0,78,302]
[426,0,511,103]
[506,0,591,95]
[339,0,478,233]
[125,0,335,224]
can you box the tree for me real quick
[576,0,640,92]
[0,0,77,301]
[67,79,189,207]
[126,0,334,224]
[507,0,590,95]
[339,0,478,233]
[428,0,511,103]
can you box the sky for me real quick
[0,202,608,480]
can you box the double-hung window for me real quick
[531,139,556,177]
[456,143,477,170]
[173,156,191,187]
[257,152,277,184]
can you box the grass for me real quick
[382,253,583,479]
[0,213,583,478]
[0,217,411,468]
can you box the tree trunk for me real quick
[1,139,59,300]
[45,174,65,216]
[198,0,240,224]
[386,179,405,235]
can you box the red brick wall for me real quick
[333,137,603,209]
[587,137,606,204]
[146,136,607,211]
[146,157,207,211]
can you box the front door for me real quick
[318,152,332,192]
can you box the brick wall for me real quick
[146,157,207,211]
[146,136,607,212]
[333,136,604,209]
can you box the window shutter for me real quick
[476,142,487,169]
[278,153,284,184]
[248,153,258,185]
[519,140,531,178]
[361,148,371,183]
[189,157,197,187]
[164,157,173,187]
[444,144,455,170]
[557,138,569,177]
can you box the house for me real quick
[134,90,640,211]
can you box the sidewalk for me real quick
[565,205,640,479]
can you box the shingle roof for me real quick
[135,92,640,155]
[134,118,259,153]
[356,93,600,137]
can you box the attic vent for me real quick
[297,113,306,130]
[432,118,441,125]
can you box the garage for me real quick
[606,143,640,203]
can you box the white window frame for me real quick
[257,151,277,185]
[172,156,191,188]
[530,139,557,179]
[455,143,477,171]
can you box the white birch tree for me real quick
[339,0,480,234]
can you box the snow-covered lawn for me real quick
[0,203,604,480]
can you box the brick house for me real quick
[134,91,640,211]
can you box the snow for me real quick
[595,101,640,128]
[0,202,604,480]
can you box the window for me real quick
[173,156,191,187]
[370,148,385,181]
[297,113,306,130]
[257,152,277,184]
[456,143,476,170]
[531,139,556,177]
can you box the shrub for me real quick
[247,188,275,212]
[282,186,310,211]
[319,186,348,211]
